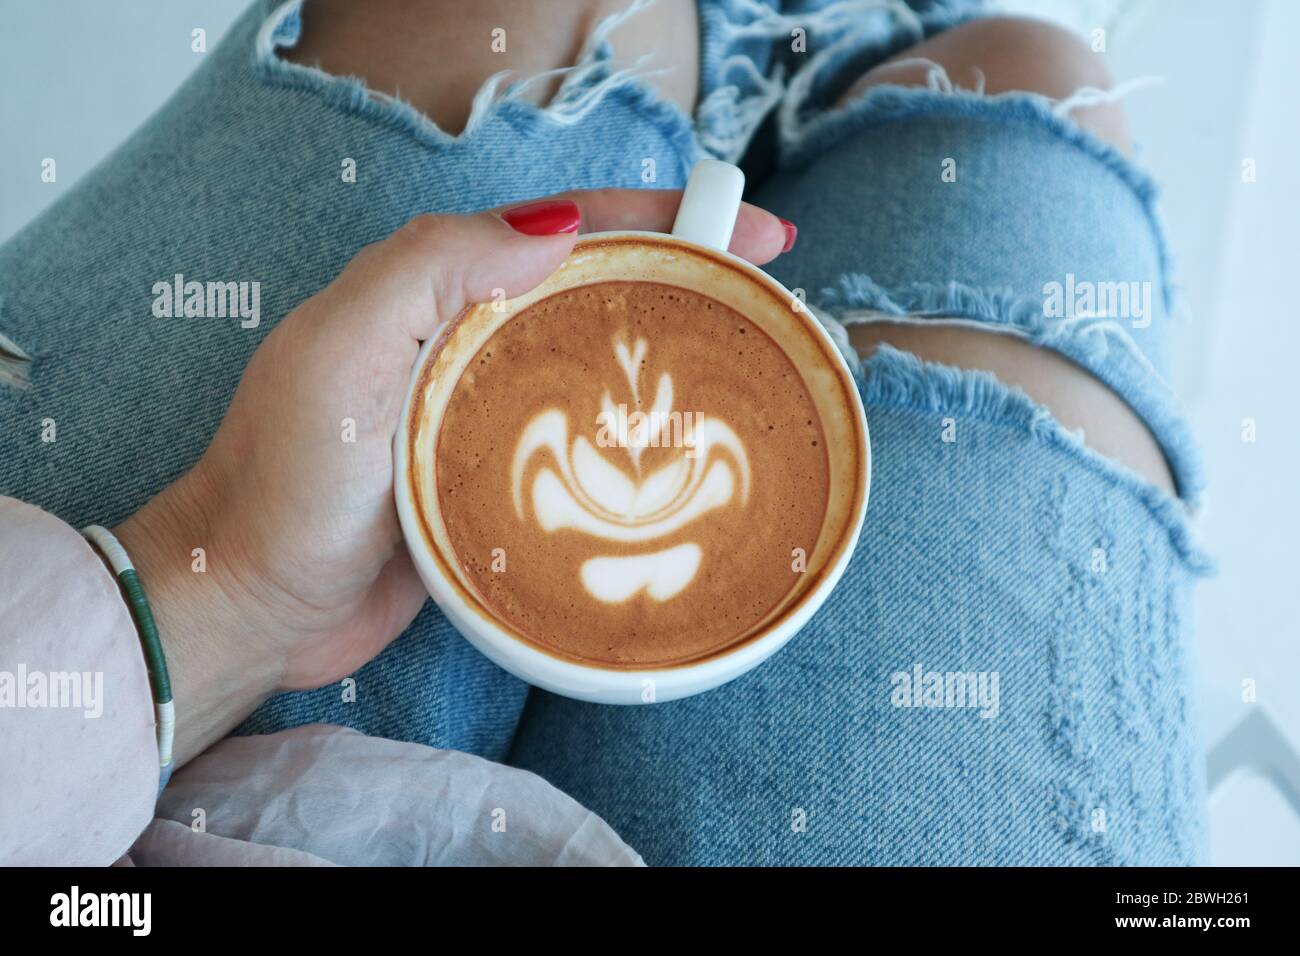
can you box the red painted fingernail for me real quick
[501,200,581,236]
[779,218,798,253]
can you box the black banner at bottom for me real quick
[0,865,1277,941]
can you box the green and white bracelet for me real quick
[83,525,175,794]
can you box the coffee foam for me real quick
[510,336,752,590]
[511,401,752,543]
[406,235,867,670]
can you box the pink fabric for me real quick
[146,724,643,866]
[0,497,158,865]
[0,498,641,866]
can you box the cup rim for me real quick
[394,230,871,702]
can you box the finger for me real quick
[321,190,790,347]
[553,188,789,265]
[326,204,581,343]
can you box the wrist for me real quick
[115,469,283,767]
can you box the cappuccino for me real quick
[401,232,870,699]
[435,280,830,668]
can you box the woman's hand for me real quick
[114,190,792,765]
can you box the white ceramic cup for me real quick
[394,160,870,704]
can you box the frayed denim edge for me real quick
[817,269,1207,514]
[0,299,30,390]
[251,0,707,171]
[860,344,1214,574]
[695,2,786,162]
[778,3,988,131]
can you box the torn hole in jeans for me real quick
[859,343,1213,573]
[772,0,1163,160]
[254,0,802,163]
[255,0,694,143]
[809,273,1206,514]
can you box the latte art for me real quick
[435,280,831,668]
[511,337,751,603]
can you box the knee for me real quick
[963,16,1129,153]
[843,15,1129,153]
[945,16,1116,101]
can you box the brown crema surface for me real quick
[435,280,829,668]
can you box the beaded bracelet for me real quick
[82,525,175,794]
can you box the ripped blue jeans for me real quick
[0,0,1209,863]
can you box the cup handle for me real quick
[670,159,745,252]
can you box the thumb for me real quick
[328,200,581,343]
